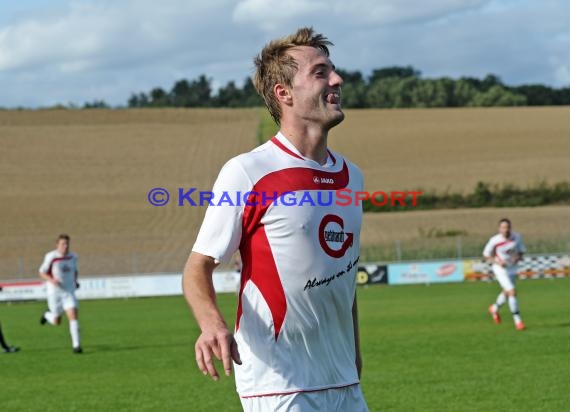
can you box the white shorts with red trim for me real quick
[492,264,517,291]
[47,289,78,316]
[239,383,368,412]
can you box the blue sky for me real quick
[0,0,569,107]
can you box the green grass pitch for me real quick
[1,278,569,411]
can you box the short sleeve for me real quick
[39,253,52,274]
[192,158,253,264]
[482,238,494,257]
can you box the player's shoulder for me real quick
[238,139,278,165]
[211,143,273,191]
[44,250,58,259]
[223,140,282,179]
[69,251,78,259]
[511,232,523,241]
[487,233,502,244]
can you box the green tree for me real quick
[216,81,242,107]
[170,79,193,107]
[83,100,109,109]
[369,66,420,83]
[469,85,527,107]
[453,79,478,106]
[150,88,169,107]
[241,77,263,106]
[336,69,367,108]
[366,77,401,108]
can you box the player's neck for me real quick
[278,122,329,165]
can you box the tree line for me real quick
[83,66,570,109]
[362,181,570,213]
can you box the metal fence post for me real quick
[395,240,402,261]
[457,236,463,259]
[132,253,139,274]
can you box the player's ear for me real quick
[274,83,292,106]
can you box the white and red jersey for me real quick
[39,250,78,293]
[483,232,526,271]
[193,132,364,397]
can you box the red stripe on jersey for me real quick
[270,137,304,160]
[271,136,337,166]
[236,162,350,340]
[493,239,514,256]
[327,149,336,165]
[241,162,349,236]
[238,226,286,341]
[47,255,73,276]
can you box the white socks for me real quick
[69,320,81,348]
[493,293,507,311]
[508,296,522,323]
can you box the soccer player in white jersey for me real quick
[39,234,82,353]
[182,27,368,411]
[483,218,527,330]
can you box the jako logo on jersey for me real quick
[318,214,353,258]
[313,176,335,184]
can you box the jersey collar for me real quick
[273,132,336,168]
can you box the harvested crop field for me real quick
[0,109,259,277]
[330,107,570,193]
[1,107,568,278]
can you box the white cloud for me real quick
[233,0,327,31]
[233,0,491,31]
[0,0,237,73]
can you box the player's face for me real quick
[287,46,344,129]
[57,239,69,255]
[499,222,511,238]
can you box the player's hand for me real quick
[195,327,241,381]
[75,282,80,289]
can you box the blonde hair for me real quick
[253,27,332,125]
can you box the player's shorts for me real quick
[239,384,369,412]
[492,264,517,292]
[47,289,78,316]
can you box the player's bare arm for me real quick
[352,297,362,378]
[182,251,242,381]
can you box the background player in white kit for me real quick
[483,219,527,330]
[39,234,83,353]
[183,27,368,411]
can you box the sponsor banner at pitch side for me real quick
[357,264,388,285]
[0,271,240,302]
[388,260,464,285]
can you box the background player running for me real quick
[483,218,527,330]
[39,234,83,353]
